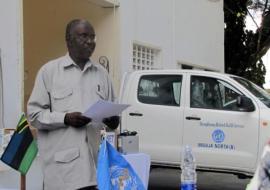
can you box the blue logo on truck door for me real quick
[198,129,235,150]
[212,129,225,143]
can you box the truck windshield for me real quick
[232,76,270,108]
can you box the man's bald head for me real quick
[65,19,96,66]
[65,19,94,42]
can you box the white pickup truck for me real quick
[119,70,270,176]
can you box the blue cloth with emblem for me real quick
[97,140,145,190]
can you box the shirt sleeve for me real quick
[27,66,67,130]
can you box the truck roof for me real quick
[128,69,240,79]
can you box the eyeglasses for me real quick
[89,35,97,43]
[77,34,97,43]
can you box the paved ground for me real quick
[148,168,250,190]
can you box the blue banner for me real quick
[97,140,145,190]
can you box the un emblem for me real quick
[212,129,225,143]
[110,165,138,189]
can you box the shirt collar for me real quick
[63,53,96,70]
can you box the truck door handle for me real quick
[186,116,201,120]
[129,112,143,116]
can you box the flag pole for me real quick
[20,174,26,190]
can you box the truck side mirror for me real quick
[237,95,255,112]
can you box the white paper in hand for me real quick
[83,100,130,122]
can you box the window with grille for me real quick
[132,44,158,71]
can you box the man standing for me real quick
[27,19,119,190]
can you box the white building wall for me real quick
[175,0,224,72]
[119,0,224,75]
[0,0,23,129]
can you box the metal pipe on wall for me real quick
[0,48,4,128]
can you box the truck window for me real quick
[232,76,270,108]
[190,76,243,111]
[138,75,182,106]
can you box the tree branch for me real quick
[256,0,268,51]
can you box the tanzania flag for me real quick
[97,140,145,190]
[0,113,38,175]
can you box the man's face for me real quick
[68,21,96,61]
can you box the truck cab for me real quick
[119,70,270,176]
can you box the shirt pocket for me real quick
[54,147,80,183]
[54,147,80,163]
[51,88,73,112]
[96,85,106,100]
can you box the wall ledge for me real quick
[88,0,120,8]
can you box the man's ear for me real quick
[66,40,72,48]
[66,40,75,52]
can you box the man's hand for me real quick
[103,116,120,130]
[64,112,91,128]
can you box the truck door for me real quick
[122,73,185,164]
[183,74,259,171]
